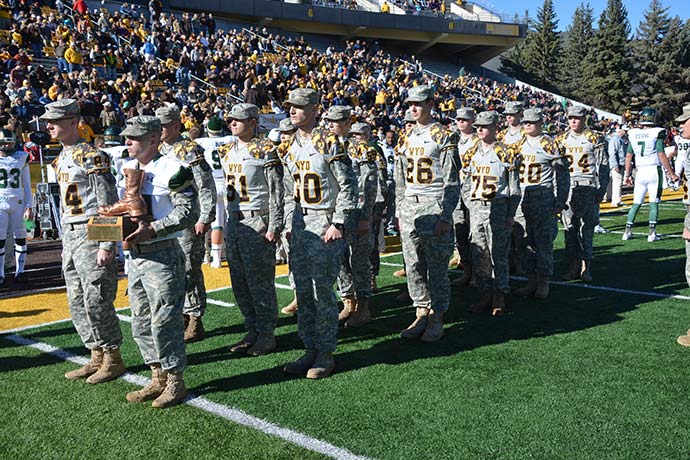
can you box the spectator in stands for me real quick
[381,1,391,13]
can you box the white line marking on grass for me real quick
[208,299,235,308]
[0,317,74,334]
[605,230,683,239]
[4,334,373,460]
[275,283,292,290]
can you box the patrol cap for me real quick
[403,108,415,123]
[522,108,543,123]
[324,105,351,121]
[279,117,296,132]
[567,105,588,118]
[40,98,80,121]
[503,101,524,115]
[282,88,319,107]
[351,122,371,135]
[405,85,435,103]
[675,104,690,123]
[229,103,259,120]
[121,115,162,138]
[155,104,181,124]
[474,110,499,127]
[455,107,476,120]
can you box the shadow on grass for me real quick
[0,309,50,318]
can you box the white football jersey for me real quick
[0,150,32,205]
[674,135,690,176]
[627,127,665,168]
[195,135,236,188]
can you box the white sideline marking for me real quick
[4,334,373,460]
[207,299,235,308]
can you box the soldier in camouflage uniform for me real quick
[42,99,125,385]
[395,85,460,342]
[462,111,522,315]
[512,108,570,299]
[217,104,284,356]
[450,107,478,286]
[281,89,358,379]
[673,106,690,346]
[156,104,217,342]
[331,115,378,328]
[117,116,198,408]
[556,106,609,283]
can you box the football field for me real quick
[2,199,690,460]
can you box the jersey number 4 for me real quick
[63,183,83,214]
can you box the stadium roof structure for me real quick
[169,0,527,63]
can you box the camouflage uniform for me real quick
[283,127,358,353]
[452,111,478,265]
[218,135,284,335]
[556,125,608,264]
[368,139,389,279]
[395,122,460,314]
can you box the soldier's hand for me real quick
[684,228,690,241]
[357,219,369,237]
[434,219,451,236]
[96,249,114,267]
[265,231,277,243]
[624,176,634,186]
[194,221,210,235]
[125,220,156,245]
[323,224,343,243]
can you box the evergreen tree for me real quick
[522,0,561,89]
[655,16,690,122]
[581,0,631,113]
[560,3,594,100]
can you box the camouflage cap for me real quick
[675,104,690,123]
[229,103,259,120]
[455,107,476,120]
[278,117,296,132]
[522,107,543,123]
[155,104,181,124]
[405,84,435,103]
[39,98,80,121]
[567,105,588,117]
[503,101,524,115]
[403,108,415,123]
[474,110,499,127]
[282,88,319,107]
[121,115,162,138]
[324,105,351,121]
[350,122,371,134]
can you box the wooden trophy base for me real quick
[87,215,139,241]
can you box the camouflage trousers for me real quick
[452,195,471,263]
[399,196,454,313]
[469,198,512,294]
[280,232,295,289]
[369,202,386,276]
[226,212,278,334]
[290,211,345,353]
[685,210,690,288]
[521,188,558,276]
[338,214,373,299]
[178,227,207,317]
[62,225,121,349]
[512,197,527,270]
[129,238,187,373]
[562,185,599,262]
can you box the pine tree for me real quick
[581,0,631,113]
[522,0,561,90]
[655,16,690,122]
[560,3,594,100]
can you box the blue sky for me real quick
[484,0,688,33]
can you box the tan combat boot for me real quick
[284,349,318,375]
[345,297,371,328]
[229,330,258,353]
[86,347,125,384]
[126,365,167,402]
[184,315,205,343]
[491,292,506,316]
[338,295,356,321]
[152,371,188,408]
[468,292,492,313]
[534,274,550,300]
[677,329,690,347]
[65,348,103,380]
[281,290,298,315]
[451,263,472,287]
[306,352,335,379]
[420,309,444,342]
[580,260,593,283]
[514,274,537,297]
[393,268,406,277]
[400,307,429,339]
[561,258,581,281]
[246,333,276,357]
[97,167,147,217]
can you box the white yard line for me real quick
[207,299,235,308]
[3,333,372,460]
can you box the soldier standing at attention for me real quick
[42,99,125,384]
[450,107,478,287]
[462,111,522,315]
[512,108,570,300]
[156,104,216,342]
[115,115,198,408]
[281,89,358,379]
[218,103,284,356]
[395,85,460,342]
[557,106,609,283]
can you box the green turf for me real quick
[2,200,690,460]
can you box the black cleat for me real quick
[14,273,27,283]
